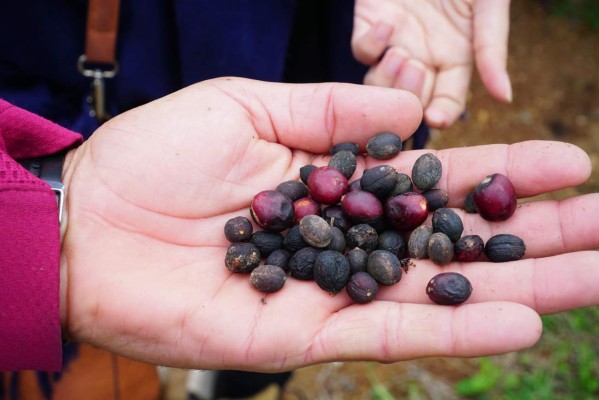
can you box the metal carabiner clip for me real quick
[77,55,119,123]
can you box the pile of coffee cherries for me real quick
[224,132,525,305]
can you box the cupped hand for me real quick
[352,0,512,128]
[61,78,599,372]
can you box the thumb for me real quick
[474,0,513,102]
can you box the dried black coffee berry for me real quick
[313,250,351,294]
[427,232,454,266]
[377,230,406,259]
[412,153,442,191]
[346,272,379,304]
[322,205,353,233]
[328,150,357,179]
[250,265,287,293]
[249,231,284,257]
[225,242,261,273]
[299,164,317,184]
[485,234,526,262]
[283,225,308,253]
[422,189,449,212]
[331,141,360,156]
[288,246,322,280]
[367,249,402,285]
[426,272,472,305]
[366,132,402,160]
[453,235,484,262]
[431,208,464,243]
[360,165,398,198]
[326,227,347,253]
[387,173,413,197]
[347,247,368,275]
[299,215,332,248]
[346,224,378,253]
[224,216,253,242]
[265,249,292,271]
[463,190,478,213]
[348,179,362,192]
[276,180,308,202]
[408,225,433,259]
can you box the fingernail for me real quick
[396,61,425,96]
[384,52,405,77]
[425,109,448,128]
[503,72,513,103]
[374,22,393,42]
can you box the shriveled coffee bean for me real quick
[283,225,308,253]
[422,189,449,211]
[346,224,378,253]
[313,250,351,294]
[360,165,398,198]
[454,235,484,262]
[426,272,472,305]
[408,225,433,259]
[299,164,317,184]
[432,208,464,243]
[463,190,478,213]
[376,230,406,259]
[250,231,284,257]
[367,249,402,285]
[326,227,347,253]
[366,132,402,160]
[224,216,253,242]
[412,153,442,191]
[328,150,357,179]
[265,249,292,271]
[387,173,413,197]
[288,246,322,280]
[346,272,379,304]
[276,180,308,201]
[225,242,261,273]
[250,265,287,293]
[331,141,360,156]
[322,205,353,233]
[427,232,454,266]
[299,215,332,248]
[485,234,526,262]
[347,247,369,274]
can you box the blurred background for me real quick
[269,0,599,399]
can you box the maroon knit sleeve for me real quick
[0,100,83,371]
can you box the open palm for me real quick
[61,78,599,371]
[353,0,512,128]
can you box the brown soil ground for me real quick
[279,0,599,399]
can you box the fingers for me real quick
[351,20,395,65]
[424,64,472,128]
[308,301,541,364]
[473,0,512,102]
[211,78,423,153]
[374,251,599,316]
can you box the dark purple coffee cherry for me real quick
[387,173,413,197]
[376,230,406,259]
[249,231,284,257]
[331,141,360,156]
[412,153,442,191]
[367,249,402,285]
[322,205,353,233]
[293,197,321,225]
[265,249,292,271]
[408,225,433,259]
[326,227,347,253]
[384,192,429,231]
[224,216,253,242]
[283,225,308,253]
[360,165,398,198]
[432,208,464,243]
[299,215,332,248]
[427,232,454,266]
[484,234,526,262]
[250,265,287,293]
[422,189,449,212]
[225,242,261,273]
[366,132,402,160]
[341,190,383,225]
[328,150,357,179]
[347,248,369,274]
[348,179,362,192]
[299,164,317,184]
[276,180,308,202]
[307,166,349,205]
[346,224,378,253]
[250,190,294,232]
[313,250,351,294]
[288,246,322,280]
[473,173,517,221]
[346,272,379,304]
[453,235,484,262]
[426,272,472,305]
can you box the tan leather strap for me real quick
[84,0,121,65]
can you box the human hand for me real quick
[61,78,599,372]
[352,0,512,128]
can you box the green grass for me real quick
[547,0,599,30]
[455,307,599,399]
